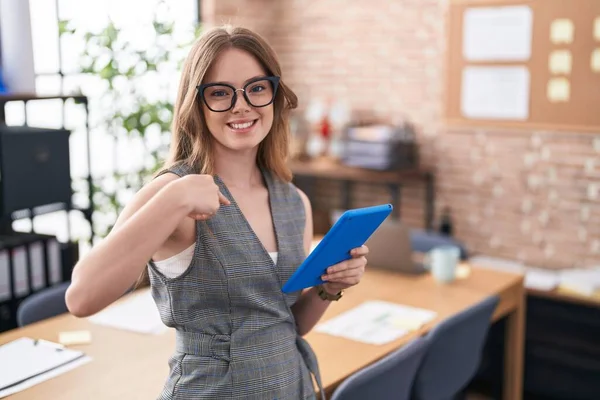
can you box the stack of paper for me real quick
[524,268,560,291]
[88,290,169,334]
[469,256,525,274]
[0,337,91,398]
[315,300,437,345]
[559,268,600,297]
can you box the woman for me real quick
[66,25,369,399]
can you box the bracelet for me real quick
[316,284,343,301]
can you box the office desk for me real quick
[0,267,524,400]
[528,286,600,309]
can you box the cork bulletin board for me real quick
[446,0,600,132]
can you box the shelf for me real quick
[288,157,436,230]
[0,93,87,103]
[0,93,96,243]
[288,157,430,184]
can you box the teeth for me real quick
[230,121,253,129]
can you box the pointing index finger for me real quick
[218,191,231,205]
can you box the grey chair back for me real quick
[412,295,500,400]
[17,281,70,326]
[331,336,429,400]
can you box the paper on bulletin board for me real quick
[550,19,574,44]
[548,50,572,75]
[461,66,530,120]
[463,5,532,61]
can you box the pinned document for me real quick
[461,66,530,120]
[462,5,533,61]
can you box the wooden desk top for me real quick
[0,267,523,400]
[305,266,523,393]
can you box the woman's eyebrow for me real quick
[209,75,266,86]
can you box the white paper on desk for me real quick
[315,301,436,345]
[461,66,530,120]
[463,5,533,61]
[524,268,559,291]
[0,337,91,398]
[88,290,169,334]
[559,268,600,296]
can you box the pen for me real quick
[33,338,65,352]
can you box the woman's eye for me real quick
[249,85,265,93]
[211,90,228,97]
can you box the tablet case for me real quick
[282,204,393,293]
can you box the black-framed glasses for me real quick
[196,76,280,112]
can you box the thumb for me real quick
[218,191,231,205]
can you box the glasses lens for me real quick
[245,79,275,107]
[203,85,235,111]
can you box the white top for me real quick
[153,243,278,279]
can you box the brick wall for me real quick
[202,0,600,269]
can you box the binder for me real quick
[0,232,70,333]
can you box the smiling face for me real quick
[200,47,275,155]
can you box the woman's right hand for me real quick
[174,174,231,220]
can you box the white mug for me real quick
[424,246,460,283]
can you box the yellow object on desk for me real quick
[58,330,92,346]
[456,264,471,280]
[557,286,600,301]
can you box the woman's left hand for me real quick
[321,245,369,294]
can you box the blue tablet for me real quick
[282,204,393,293]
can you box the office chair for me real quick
[412,295,500,400]
[330,336,429,400]
[17,281,70,326]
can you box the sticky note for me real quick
[550,19,574,44]
[549,50,572,74]
[456,264,471,279]
[547,78,570,102]
[594,17,600,41]
[592,49,600,72]
[391,316,426,331]
[58,330,92,346]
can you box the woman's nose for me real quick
[231,90,251,113]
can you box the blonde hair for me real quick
[164,25,298,182]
